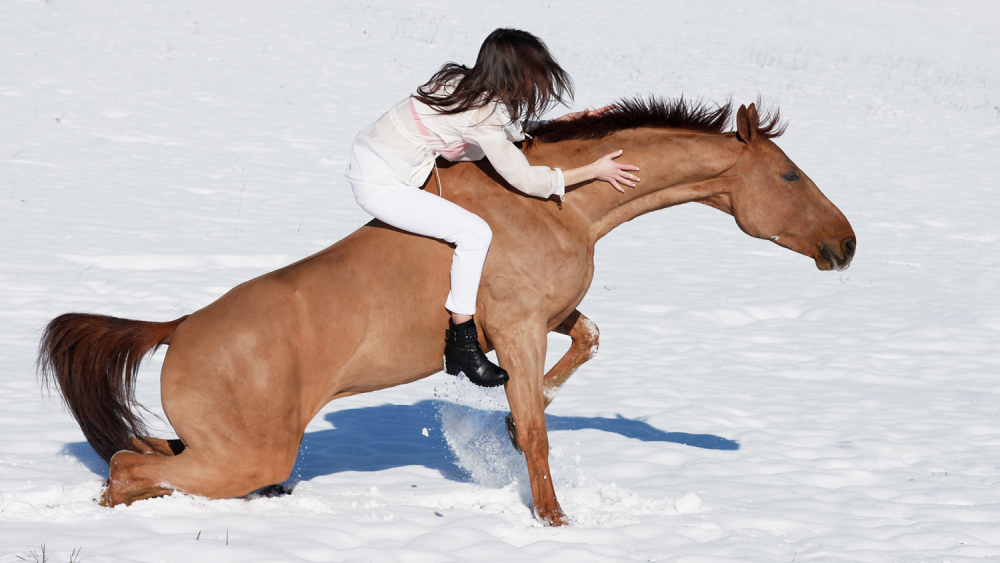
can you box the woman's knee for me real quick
[462,217,492,249]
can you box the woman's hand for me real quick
[590,150,640,192]
[554,104,616,122]
[562,149,640,193]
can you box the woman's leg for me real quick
[358,185,508,387]
[360,186,492,317]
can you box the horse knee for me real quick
[249,459,295,488]
[560,312,599,357]
[214,449,297,496]
[576,316,600,356]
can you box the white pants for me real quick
[357,184,492,316]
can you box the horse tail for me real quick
[37,313,188,463]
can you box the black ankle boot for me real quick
[444,319,509,387]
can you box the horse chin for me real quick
[814,256,840,271]
[816,244,852,271]
[772,237,851,271]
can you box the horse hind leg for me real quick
[128,437,185,456]
[96,438,185,506]
[101,451,178,507]
[505,310,600,453]
[102,440,298,507]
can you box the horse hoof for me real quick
[505,414,523,454]
[539,506,568,527]
[98,481,112,507]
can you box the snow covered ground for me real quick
[2,1,999,561]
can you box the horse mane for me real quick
[527,96,787,144]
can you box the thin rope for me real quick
[433,159,443,197]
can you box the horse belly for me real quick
[301,251,453,397]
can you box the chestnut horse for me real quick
[39,99,855,526]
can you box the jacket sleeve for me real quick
[462,106,565,200]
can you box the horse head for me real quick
[701,103,856,271]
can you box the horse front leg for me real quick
[504,310,599,454]
[543,309,599,408]
[493,325,567,526]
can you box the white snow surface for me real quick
[2,1,999,561]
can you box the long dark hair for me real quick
[413,28,574,123]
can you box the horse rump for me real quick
[37,313,187,463]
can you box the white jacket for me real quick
[346,94,565,205]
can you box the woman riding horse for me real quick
[345,28,639,387]
[39,96,855,525]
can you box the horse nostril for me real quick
[843,237,856,261]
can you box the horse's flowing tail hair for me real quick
[37,313,187,463]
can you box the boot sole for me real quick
[443,354,508,388]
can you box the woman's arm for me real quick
[468,125,566,199]
[466,103,638,197]
[562,150,640,193]
[550,105,641,192]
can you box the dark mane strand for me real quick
[527,96,786,144]
[751,97,787,139]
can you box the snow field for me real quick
[2,1,1000,561]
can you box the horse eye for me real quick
[782,171,800,182]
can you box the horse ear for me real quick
[747,103,760,130]
[736,104,755,144]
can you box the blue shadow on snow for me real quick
[291,400,738,484]
[61,441,110,478]
[60,399,738,483]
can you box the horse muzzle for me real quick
[818,237,856,271]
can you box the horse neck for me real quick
[569,129,743,243]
